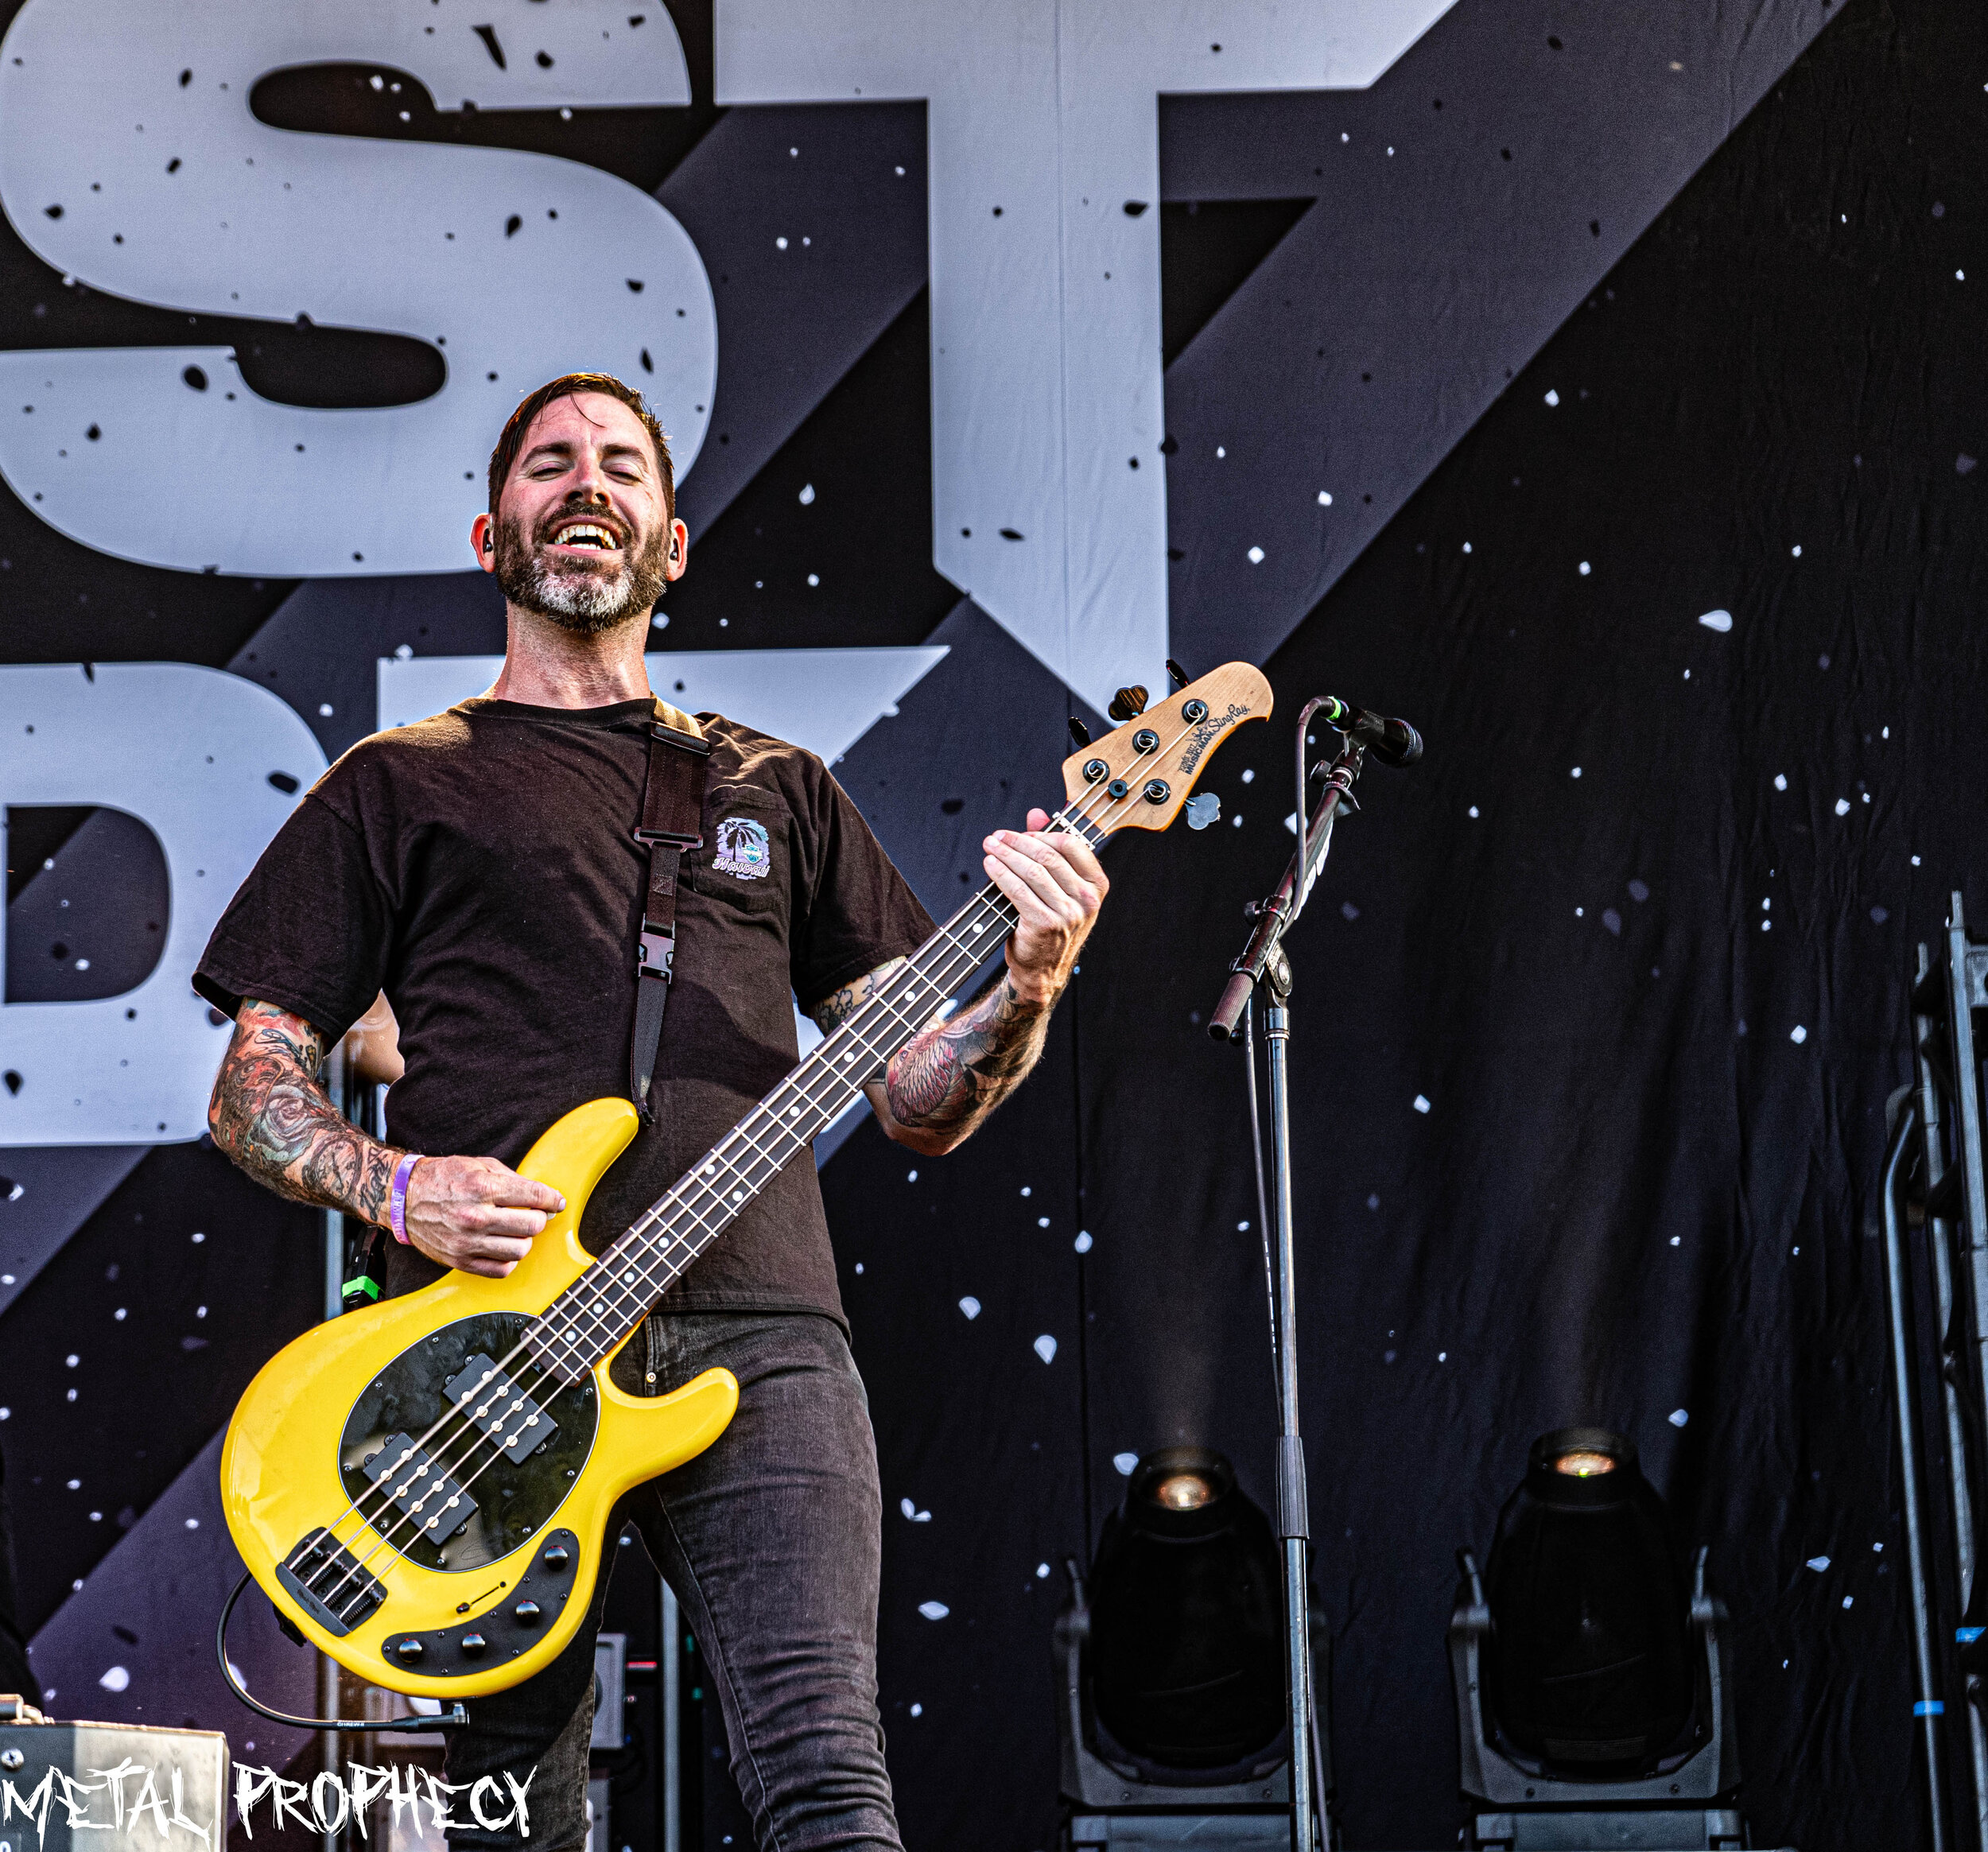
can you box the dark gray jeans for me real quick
[442,1311,902,1852]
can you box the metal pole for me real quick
[660,1580,681,1852]
[1264,977,1314,1852]
[1885,1099,1951,1852]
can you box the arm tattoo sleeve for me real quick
[208,1000,402,1224]
[811,958,903,1035]
[883,972,1050,1141]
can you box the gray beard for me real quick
[493,512,670,636]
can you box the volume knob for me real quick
[513,1600,542,1627]
[540,1543,571,1571]
[460,1633,487,1660]
[394,1638,424,1664]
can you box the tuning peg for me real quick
[1165,658,1190,690]
[1067,716,1092,749]
[1108,685,1149,723]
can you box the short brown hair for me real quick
[486,373,674,518]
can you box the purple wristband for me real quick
[388,1152,423,1245]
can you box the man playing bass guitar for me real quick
[194,372,1109,1852]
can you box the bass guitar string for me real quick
[301,726,1199,1616]
[296,740,1181,1617]
[301,813,1081,1618]
[297,890,1031,1618]
[309,889,1031,1622]
[297,750,1166,1619]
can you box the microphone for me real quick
[1320,697,1423,767]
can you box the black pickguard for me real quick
[338,1314,598,1573]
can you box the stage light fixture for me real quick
[1448,1427,1757,1852]
[1483,1427,1693,1770]
[1089,1448,1283,1769]
[1055,1446,1331,1849]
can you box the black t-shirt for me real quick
[194,696,934,1322]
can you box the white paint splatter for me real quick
[910,1702,923,1716]
[1247,546,1265,565]
[798,483,815,505]
[1668,1408,1689,1427]
[775,235,789,250]
[1807,1555,1831,1571]
[918,1602,949,1621]
[1317,491,1332,506]
[1412,1095,1431,1114]
[1033,1334,1058,1365]
[899,1499,931,1523]
[1036,1563,1051,1578]
[1791,1025,1808,1044]
[184,1517,199,1529]
[1074,1232,1093,1253]
[1791,545,1802,557]
[1698,609,1732,632]
[1543,389,1560,406]
[99,1666,130,1692]
[1774,774,1788,790]
[1113,1452,1139,1476]
[958,1296,980,1320]
[1578,561,1591,577]
[1834,797,1850,816]
[1468,805,1480,818]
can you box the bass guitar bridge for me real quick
[277,1528,386,1637]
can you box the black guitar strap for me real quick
[631,712,711,1119]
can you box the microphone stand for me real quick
[1208,698,1365,1852]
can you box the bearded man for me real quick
[194,373,1108,1852]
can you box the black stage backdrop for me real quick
[2,0,1984,1847]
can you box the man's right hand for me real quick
[402,1155,567,1278]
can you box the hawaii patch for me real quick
[712,815,772,879]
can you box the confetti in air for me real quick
[1033,1334,1058,1364]
[1113,1452,1139,1476]
[1668,1408,1689,1427]
[1698,609,1733,631]
[958,1296,980,1319]
[918,1601,949,1621]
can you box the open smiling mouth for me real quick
[546,519,624,553]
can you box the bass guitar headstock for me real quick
[1060,662,1272,840]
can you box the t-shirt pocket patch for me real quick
[711,814,774,880]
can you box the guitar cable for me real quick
[216,1570,468,1734]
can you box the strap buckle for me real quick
[650,721,712,757]
[638,927,676,978]
[634,826,703,848]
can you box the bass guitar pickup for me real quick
[445,1353,557,1466]
[363,1433,476,1540]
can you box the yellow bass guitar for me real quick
[220,664,1270,1700]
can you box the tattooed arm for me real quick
[813,807,1108,1156]
[208,998,564,1277]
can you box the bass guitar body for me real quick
[220,1097,740,1701]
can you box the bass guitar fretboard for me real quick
[525,816,1103,1384]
